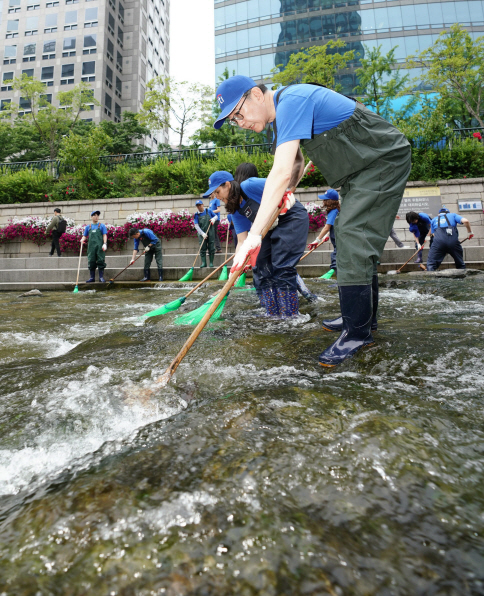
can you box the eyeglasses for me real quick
[228,93,249,126]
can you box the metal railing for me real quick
[452,127,484,140]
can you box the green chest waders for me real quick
[87,224,106,275]
[197,210,215,267]
[141,236,163,281]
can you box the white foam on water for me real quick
[0,331,81,361]
[0,365,184,496]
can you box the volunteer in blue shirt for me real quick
[209,195,222,253]
[204,170,309,318]
[308,188,340,278]
[80,210,108,283]
[426,207,473,271]
[212,75,411,366]
[193,200,218,268]
[129,227,163,281]
[405,211,432,264]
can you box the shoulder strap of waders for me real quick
[237,186,260,223]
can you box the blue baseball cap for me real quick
[195,200,204,206]
[203,171,234,198]
[213,75,257,130]
[91,210,101,216]
[318,189,339,201]
[439,206,450,213]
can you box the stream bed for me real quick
[0,275,483,595]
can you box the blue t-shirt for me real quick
[134,228,159,250]
[273,85,356,148]
[209,198,221,221]
[431,212,463,234]
[409,212,432,238]
[227,213,234,228]
[83,222,107,237]
[231,177,266,235]
[326,208,339,226]
[193,208,216,226]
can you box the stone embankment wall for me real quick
[1,179,483,257]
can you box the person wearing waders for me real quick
[233,161,317,304]
[80,210,107,283]
[193,200,217,268]
[129,228,163,281]
[205,169,309,318]
[406,211,432,264]
[209,194,223,253]
[426,207,474,271]
[45,207,66,257]
[213,76,411,366]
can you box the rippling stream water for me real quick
[0,275,483,595]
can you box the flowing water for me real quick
[0,275,483,595]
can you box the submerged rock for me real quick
[18,289,43,297]
[425,268,483,278]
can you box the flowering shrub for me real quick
[0,204,326,252]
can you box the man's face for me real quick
[54,211,60,216]
[197,204,204,212]
[133,233,141,240]
[228,89,269,133]
[411,219,418,224]
[91,214,99,223]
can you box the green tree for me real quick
[407,24,484,130]
[5,75,98,159]
[355,45,409,119]
[99,111,150,154]
[392,94,449,149]
[271,40,354,90]
[58,126,110,173]
[138,77,213,148]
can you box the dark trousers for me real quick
[329,227,337,271]
[427,228,465,271]
[213,219,221,251]
[256,202,309,292]
[50,231,62,256]
[144,241,163,270]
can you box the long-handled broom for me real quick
[179,221,214,282]
[107,251,144,285]
[73,243,83,293]
[218,225,230,280]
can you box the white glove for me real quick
[278,191,296,215]
[102,243,107,251]
[210,216,218,224]
[230,232,262,273]
[144,246,151,253]
[269,218,279,231]
[202,232,208,239]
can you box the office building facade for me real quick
[214,0,484,94]
[0,0,170,149]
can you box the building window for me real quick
[40,93,52,105]
[44,13,58,33]
[65,0,79,3]
[64,10,77,30]
[106,65,113,88]
[104,92,112,116]
[109,0,115,10]
[83,33,96,54]
[42,40,55,59]
[46,1,60,6]
[81,60,95,82]
[41,65,54,85]
[117,26,124,47]
[27,3,40,9]
[25,16,39,35]
[1,99,12,112]
[1,72,14,92]
[8,0,21,13]
[21,68,34,79]
[23,42,36,62]
[115,76,122,99]
[7,20,20,38]
[116,51,123,72]
[107,38,114,62]
[84,7,98,27]
[60,63,74,84]
[118,2,124,24]
[114,103,121,123]
[108,13,115,35]
[62,36,76,57]
[19,96,32,114]
[4,45,17,64]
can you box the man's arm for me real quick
[249,139,300,236]
[45,216,58,234]
[288,146,305,190]
[461,217,473,235]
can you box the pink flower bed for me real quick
[0,206,326,253]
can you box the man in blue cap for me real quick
[80,210,107,283]
[213,75,411,366]
[426,207,473,271]
[129,227,163,281]
[194,197,218,268]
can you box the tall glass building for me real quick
[214,0,484,94]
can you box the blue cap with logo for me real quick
[195,200,204,206]
[318,189,339,201]
[213,75,257,130]
[203,171,234,198]
[439,206,450,213]
[91,210,101,216]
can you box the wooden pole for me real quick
[73,243,83,288]
[108,251,144,283]
[191,221,213,268]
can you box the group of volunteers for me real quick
[43,73,475,367]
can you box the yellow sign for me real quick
[398,187,442,218]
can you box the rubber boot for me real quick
[256,290,265,309]
[259,287,280,317]
[296,273,318,303]
[200,254,207,268]
[86,269,96,283]
[319,285,374,367]
[275,287,299,318]
[414,251,423,264]
[158,268,163,282]
[322,276,379,332]
[139,269,150,282]
[209,253,214,268]
[98,269,105,283]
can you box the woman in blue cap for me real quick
[308,188,340,280]
[405,211,432,264]
[211,74,411,367]
[203,169,309,317]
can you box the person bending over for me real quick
[426,207,473,271]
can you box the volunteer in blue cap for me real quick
[307,188,340,279]
[129,228,163,281]
[204,169,309,317]
[426,207,473,271]
[405,211,432,264]
[194,198,218,268]
[213,75,411,366]
[209,194,222,253]
[80,210,107,283]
